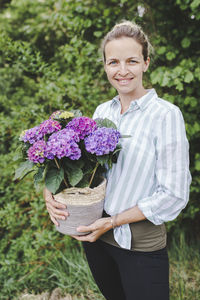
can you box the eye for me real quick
[108,60,118,65]
[129,59,137,64]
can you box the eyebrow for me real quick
[127,57,140,60]
[106,56,141,62]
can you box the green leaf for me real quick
[120,134,132,138]
[191,0,200,10]
[161,71,170,86]
[111,144,122,163]
[103,8,110,17]
[181,37,191,48]
[63,158,84,170]
[157,46,166,55]
[174,78,184,91]
[184,71,194,83]
[97,155,109,166]
[195,160,200,171]
[184,96,197,107]
[93,31,103,38]
[70,109,82,117]
[150,68,164,85]
[45,167,64,194]
[174,66,183,76]
[13,146,23,162]
[194,67,200,80]
[34,166,45,190]
[14,160,35,180]
[166,51,176,61]
[66,168,83,186]
[95,118,117,129]
[76,176,90,188]
[193,121,200,133]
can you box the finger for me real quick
[71,235,80,240]
[44,188,67,210]
[46,198,67,210]
[50,215,59,226]
[50,210,68,220]
[71,232,98,242]
[77,225,95,232]
[71,234,91,241]
[46,203,69,216]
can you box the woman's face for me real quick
[104,37,150,100]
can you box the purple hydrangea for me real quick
[84,127,120,156]
[21,126,40,144]
[28,140,47,163]
[38,119,61,137]
[20,120,61,144]
[45,128,81,160]
[66,117,97,139]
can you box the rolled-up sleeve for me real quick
[138,107,192,225]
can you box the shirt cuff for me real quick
[137,202,163,225]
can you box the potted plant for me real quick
[14,110,122,235]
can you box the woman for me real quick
[44,21,191,300]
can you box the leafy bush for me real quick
[0,0,200,298]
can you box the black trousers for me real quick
[82,239,169,300]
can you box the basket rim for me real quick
[54,177,106,206]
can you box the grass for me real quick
[43,244,104,300]
[14,235,200,300]
[168,233,200,300]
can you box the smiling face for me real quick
[104,37,150,102]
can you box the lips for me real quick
[115,78,133,85]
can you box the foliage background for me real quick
[0,0,200,299]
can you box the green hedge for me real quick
[0,0,200,298]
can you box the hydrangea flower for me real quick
[50,110,74,120]
[59,111,74,119]
[19,130,28,141]
[49,110,62,120]
[45,128,81,160]
[20,120,61,144]
[20,125,40,144]
[84,127,120,156]
[66,117,97,139]
[28,140,46,163]
[38,119,61,137]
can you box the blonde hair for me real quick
[101,20,153,62]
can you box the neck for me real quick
[119,88,147,114]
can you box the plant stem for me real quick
[89,162,99,188]
[54,157,60,169]
[54,158,69,188]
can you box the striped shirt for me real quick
[93,89,191,249]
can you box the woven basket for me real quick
[54,178,106,235]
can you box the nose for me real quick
[118,62,129,76]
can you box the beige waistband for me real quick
[100,213,167,252]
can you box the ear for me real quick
[143,57,150,72]
[104,62,108,73]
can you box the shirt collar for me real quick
[111,89,157,111]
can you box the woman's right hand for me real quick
[43,187,69,226]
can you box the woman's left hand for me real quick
[71,217,112,242]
